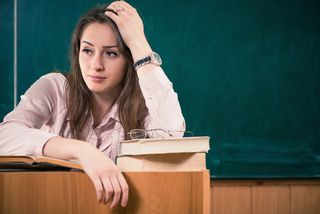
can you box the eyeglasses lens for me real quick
[130,129,146,139]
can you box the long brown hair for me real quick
[66,5,146,140]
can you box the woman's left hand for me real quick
[105,1,152,61]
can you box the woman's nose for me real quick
[91,54,104,71]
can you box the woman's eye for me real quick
[104,51,118,57]
[82,48,93,55]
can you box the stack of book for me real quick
[116,136,210,172]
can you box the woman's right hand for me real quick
[77,144,129,208]
[43,137,128,208]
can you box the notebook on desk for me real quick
[0,155,81,171]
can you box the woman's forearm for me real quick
[43,136,93,160]
[42,136,128,207]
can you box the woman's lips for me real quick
[88,75,106,81]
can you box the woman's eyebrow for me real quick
[81,41,118,49]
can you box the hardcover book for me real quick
[116,136,210,172]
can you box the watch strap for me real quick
[133,52,162,70]
[133,56,152,70]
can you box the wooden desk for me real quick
[0,170,210,214]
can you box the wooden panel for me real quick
[212,185,251,214]
[252,185,289,214]
[290,185,320,214]
[210,183,214,214]
[203,171,211,214]
[122,171,210,214]
[0,172,77,213]
[0,171,210,214]
[210,180,320,214]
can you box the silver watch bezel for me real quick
[150,52,162,66]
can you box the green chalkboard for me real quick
[0,0,14,120]
[2,0,320,178]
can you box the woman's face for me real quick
[79,22,127,98]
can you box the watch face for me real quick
[152,52,162,65]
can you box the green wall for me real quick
[0,0,14,119]
[1,0,320,178]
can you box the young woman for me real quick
[0,1,185,208]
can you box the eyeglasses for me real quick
[128,128,194,140]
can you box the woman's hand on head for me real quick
[105,1,152,61]
[77,144,129,208]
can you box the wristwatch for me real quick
[133,51,162,70]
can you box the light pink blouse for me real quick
[0,67,185,161]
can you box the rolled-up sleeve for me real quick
[137,67,186,137]
[0,73,62,156]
